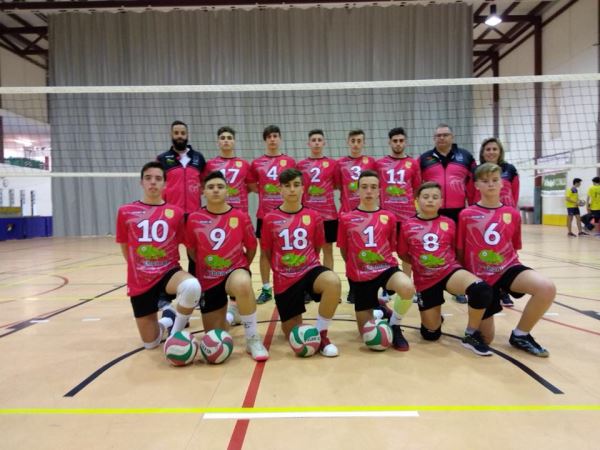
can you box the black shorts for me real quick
[484,264,532,319]
[200,268,250,314]
[349,266,400,312]
[439,208,462,224]
[566,207,581,216]
[255,218,263,239]
[129,267,181,318]
[274,266,330,322]
[590,210,600,220]
[324,220,338,243]
[416,268,462,312]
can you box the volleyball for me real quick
[362,319,393,351]
[288,324,321,357]
[163,331,198,366]
[200,329,234,364]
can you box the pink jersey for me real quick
[297,157,338,221]
[250,154,296,219]
[457,204,522,285]
[398,215,462,291]
[335,155,377,213]
[261,207,324,294]
[337,208,398,282]
[185,207,257,290]
[376,155,421,222]
[204,156,256,212]
[116,201,185,297]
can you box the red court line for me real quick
[227,308,279,450]
[506,307,600,337]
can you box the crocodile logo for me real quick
[264,183,279,194]
[227,186,240,196]
[205,254,232,270]
[281,253,306,267]
[385,185,406,196]
[348,181,358,192]
[419,254,446,268]
[478,249,504,265]
[358,249,384,264]
[308,185,326,196]
[136,245,166,260]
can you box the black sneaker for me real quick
[391,324,409,351]
[500,292,514,307]
[461,331,493,356]
[304,292,312,304]
[509,332,549,357]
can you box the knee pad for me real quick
[177,278,201,309]
[420,323,442,341]
[466,281,493,310]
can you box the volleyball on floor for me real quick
[200,329,234,364]
[288,324,321,357]
[164,331,198,366]
[362,319,393,351]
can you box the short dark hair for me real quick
[348,129,364,139]
[171,120,188,130]
[479,137,506,164]
[358,169,379,181]
[416,181,442,197]
[279,168,303,185]
[203,170,227,186]
[573,178,582,184]
[388,127,406,139]
[141,161,166,180]
[217,126,235,137]
[263,125,281,141]
[308,129,324,138]
[593,177,600,184]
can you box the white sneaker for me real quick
[319,331,339,357]
[246,335,269,361]
[373,309,384,320]
[227,302,241,326]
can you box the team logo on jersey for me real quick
[302,215,311,226]
[229,217,239,229]
[236,160,243,168]
[323,161,329,168]
[165,209,174,219]
[503,213,512,224]
[405,161,412,168]
[362,157,369,164]
[440,221,448,231]
[379,214,389,224]
[280,160,288,167]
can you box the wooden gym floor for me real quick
[0,225,599,449]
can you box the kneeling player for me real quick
[186,171,269,361]
[398,181,493,356]
[457,163,555,357]
[116,162,201,349]
[338,170,415,351]
[261,168,341,357]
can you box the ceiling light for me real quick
[485,4,502,27]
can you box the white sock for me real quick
[373,309,384,320]
[158,316,173,329]
[262,283,271,290]
[315,314,331,332]
[388,311,402,326]
[226,312,235,325]
[171,313,191,335]
[513,327,528,337]
[241,312,258,339]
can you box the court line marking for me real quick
[209,411,418,419]
[1,405,598,415]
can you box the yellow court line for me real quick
[1,405,599,415]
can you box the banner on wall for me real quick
[541,172,567,197]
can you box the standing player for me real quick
[419,123,476,304]
[473,137,519,207]
[335,129,376,303]
[185,171,269,361]
[398,181,493,356]
[261,169,341,357]
[156,120,206,278]
[251,125,296,304]
[297,129,338,270]
[565,177,585,237]
[457,163,556,357]
[337,170,415,351]
[376,127,421,278]
[585,176,600,235]
[204,126,256,213]
[116,162,201,350]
